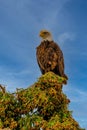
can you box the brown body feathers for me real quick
[36,40,68,79]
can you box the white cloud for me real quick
[63,85,87,129]
[58,32,75,44]
[63,85,87,102]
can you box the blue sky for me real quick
[0,0,87,128]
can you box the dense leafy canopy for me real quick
[0,72,85,130]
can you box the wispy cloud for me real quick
[63,85,87,103]
[0,65,40,92]
[58,32,75,44]
[63,84,87,129]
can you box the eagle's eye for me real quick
[44,32,48,34]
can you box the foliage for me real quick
[0,72,85,130]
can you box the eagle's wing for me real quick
[36,41,64,75]
[49,41,65,75]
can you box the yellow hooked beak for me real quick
[39,32,44,37]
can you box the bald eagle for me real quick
[36,30,68,79]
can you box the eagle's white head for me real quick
[39,30,53,41]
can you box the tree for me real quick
[0,72,85,130]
